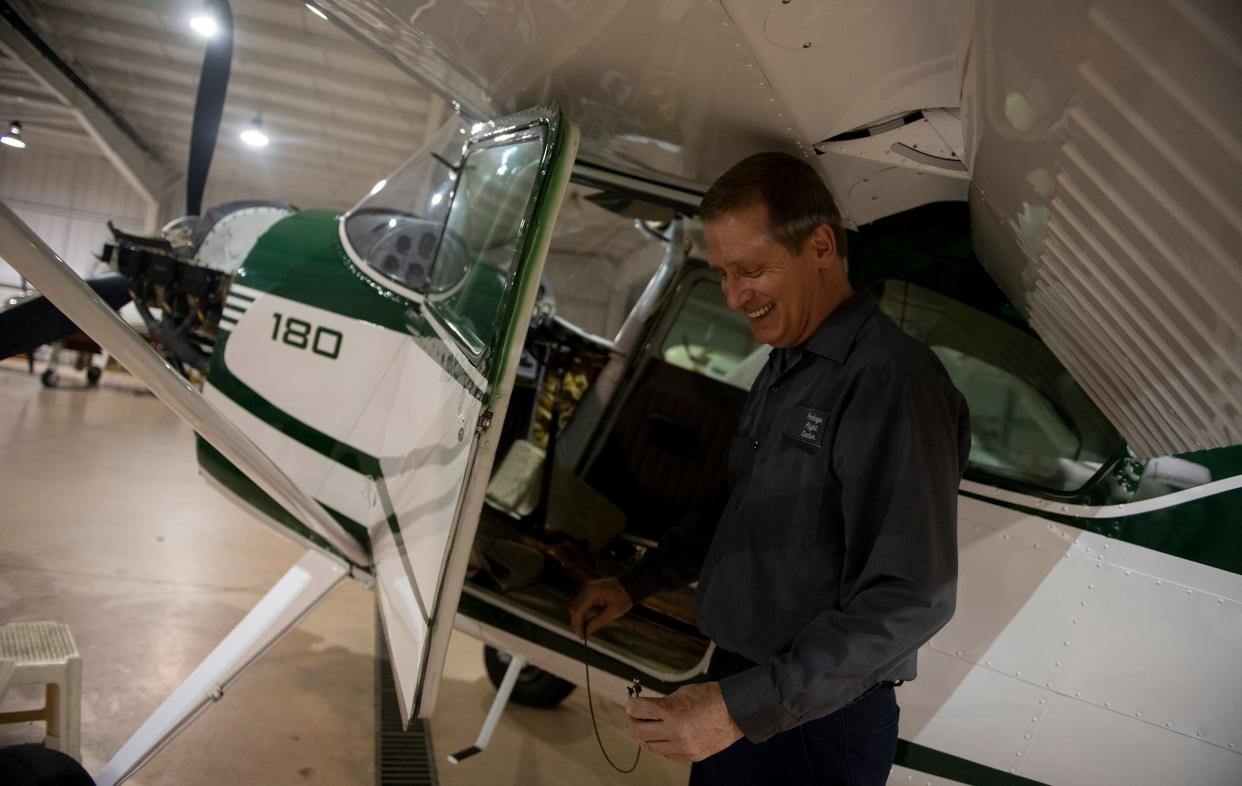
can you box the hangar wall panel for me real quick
[0,147,147,289]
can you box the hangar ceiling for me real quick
[0,0,447,214]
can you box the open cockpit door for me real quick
[355,106,578,724]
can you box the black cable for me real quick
[582,634,642,774]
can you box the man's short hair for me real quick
[700,152,846,257]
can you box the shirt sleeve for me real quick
[618,478,727,602]
[719,357,969,742]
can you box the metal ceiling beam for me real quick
[37,0,419,91]
[0,3,169,229]
[72,49,429,139]
[62,39,429,117]
[28,7,432,110]
[103,85,417,170]
[87,72,422,162]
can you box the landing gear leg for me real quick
[446,651,527,764]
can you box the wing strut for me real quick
[0,200,369,566]
[95,549,349,786]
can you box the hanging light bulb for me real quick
[189,13,218,38]
[1,120,26,149]
[240,115,269,147]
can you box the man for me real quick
[570,152,970,785]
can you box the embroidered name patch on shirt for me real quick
[785,406,828,448]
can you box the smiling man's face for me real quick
[705,202,841,348]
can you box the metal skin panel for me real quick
[1020,693,1242,786]
[960,0,1242,456]
[313,1,970,227]
[901,648,1053,777]
[887,765,969,786]
[901,494,1242,783]
[315,0,805,190]
[193,206,295,275]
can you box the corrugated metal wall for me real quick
[0,147,148,289]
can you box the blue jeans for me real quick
[689,649,899,786]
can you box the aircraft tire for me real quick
[0,744,94,785]
[40,369,58,388]
[483,645,576,708]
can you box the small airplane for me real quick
[1,1,1239,785]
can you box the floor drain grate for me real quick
[376,609,438,786]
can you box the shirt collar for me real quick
[798,289,878,365]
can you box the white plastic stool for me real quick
[0,621,82,760]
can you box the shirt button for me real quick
[751,440,760,451]
[769,384,778,393]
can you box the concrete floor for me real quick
[0,361,689,786]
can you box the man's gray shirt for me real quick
[620,290,971,742]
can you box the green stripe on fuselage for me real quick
[959,484,1242,576]
[232,209,484,398]
[196,437,369,558]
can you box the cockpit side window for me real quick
[879,280,1122,492]
[659,278,765,390]
[424,130,547,357]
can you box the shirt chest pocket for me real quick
[750,407,832,548]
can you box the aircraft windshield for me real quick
[342,117,471,296]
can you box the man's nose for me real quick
[723,278,746,312]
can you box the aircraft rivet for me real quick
[1105,702,1112,707]
[1075,692,1082,698]
[1136,712,1142,718]
[802,42,812,48]
[1197,732,1203,738]
[1219,599,1225,604]
[1125,570,1131,576]
[1156,580,1162,585]
[1055,661,1062,667]
[1038,698,1045,704]
[986,660,992,666]
[1229,744,1235,750]
[1016,671,1023,677]
[1088,584,1094,590]
[1186,589,1192,595]
[1166,722,1172,728]
[1072,618,1078,624]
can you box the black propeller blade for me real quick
[185,0,234,218]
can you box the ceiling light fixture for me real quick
[190,14,218,38]
[305,4,329,21]
[1,120,26,149]
[369,179,388,196]
[240,115,269,147]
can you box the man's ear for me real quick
[809,223,837,268]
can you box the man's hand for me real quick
[569,577,633,638]
[624,682,743,762]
